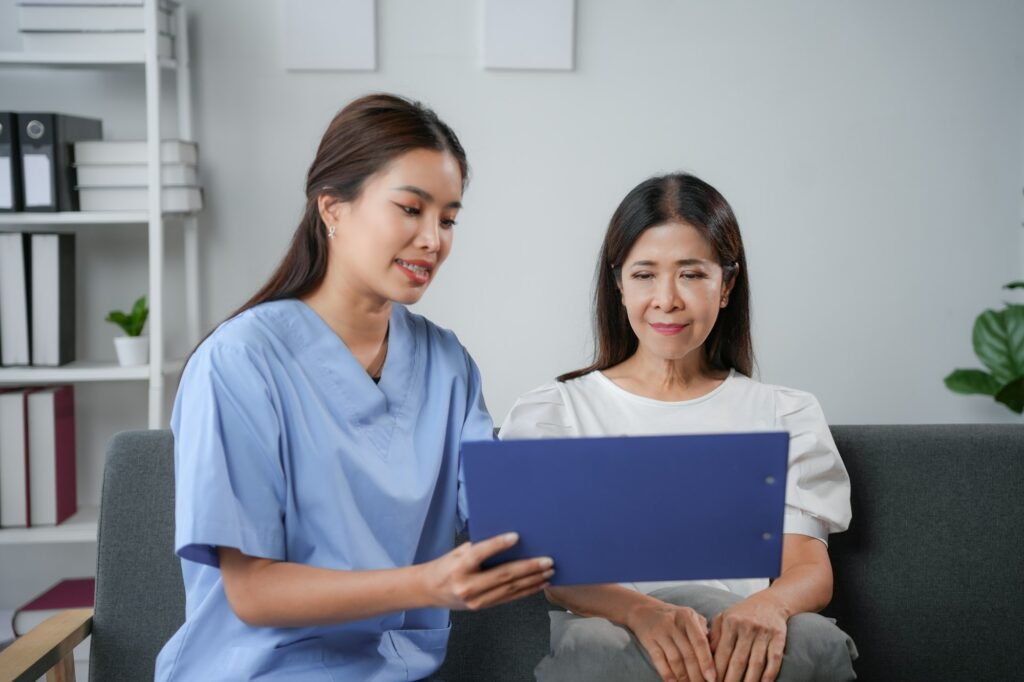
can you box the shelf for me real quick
[0,211,148,225]
[0,52,176,69]
[0,505,98,545]
[0,359,184,385]
[0,212,196,227]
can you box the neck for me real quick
[630,345,708,388]
[301,272,390,369]
[605,345,727,401]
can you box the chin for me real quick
[389,287,429,306]
[641,338,697,362]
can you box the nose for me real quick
[652,276,682,311]
[414,215,441,253]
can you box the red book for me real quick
[0,387,36,528]
[27,385,76,525]
[12,577,94,636]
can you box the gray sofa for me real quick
[442,425,1024,681]
[2,425,1021,681]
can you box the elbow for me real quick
[223,582,267,627]
[809,583,833,614]
[222,569,278,627]
[806,560,834,613]
[819,568,834,612]
[219,547,281,627]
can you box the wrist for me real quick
[623,595,662,630]
[406,562,437,610]
[758,587,793,619]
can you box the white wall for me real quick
[0,0,1022,605]
[184,0,1024,427]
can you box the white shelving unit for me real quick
[0,506,98,545]
[0,0,199,545]
[0,211,150,224]
[0,51,176,69]
[0,359,184,385]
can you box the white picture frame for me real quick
[482,0,576,71]
[283,0,376,72]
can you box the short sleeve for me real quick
[498,383,575,440]
[774,387,852,545]
[171,341,286,567]
[456,350,495,531]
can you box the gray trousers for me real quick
[535,585,857,682]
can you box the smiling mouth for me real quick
[395,258,433,284]
[649,323,688,336]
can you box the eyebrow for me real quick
[629,258,710,268]
[392,185,462,209]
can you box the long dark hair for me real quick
[185,94,467,369]
[558,173,753,382]
[237,93,468,315]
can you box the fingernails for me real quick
[543,569,555,579]
[504,532,519,544]
[537,556,554,569]
[703,669,716,682]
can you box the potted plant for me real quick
[944,282,1024,414]
[106,295,149,367]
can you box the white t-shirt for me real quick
[498,369,852,598]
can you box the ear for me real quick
[611,265,624,300]
[317,193,348,231]
[720,262,739,308]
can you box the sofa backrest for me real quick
[825,424,1024,681]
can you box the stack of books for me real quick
[16,0,178,60]
[74,140,202,213]
[0,233,76,367]
[0,385,76,529]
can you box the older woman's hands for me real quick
[709,590,789,682]
[626,601,716,682]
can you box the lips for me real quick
[395,258,434,285]
[649,323,688,336]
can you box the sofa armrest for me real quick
[0,608,93,682]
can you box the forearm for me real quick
[545,584,667,629]
[222,553,434,628]
[763,555,833,616]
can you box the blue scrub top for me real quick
[155,299,493,681]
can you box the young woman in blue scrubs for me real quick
[155,94,554,681]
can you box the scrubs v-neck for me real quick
[154,299,493,681]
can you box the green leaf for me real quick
[972,306,1024,385]
[137,308,148,336]
[105,311,129,326]
[994,377,1024,414]
[1005,281,1024,290]
[944,369,1001,396]
[131,295,147,321]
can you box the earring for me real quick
[327,225,336,240]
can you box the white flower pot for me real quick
[113,335,149,367]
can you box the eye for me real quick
[440,218,458,229]
[396,203,421,216]
[680,271,707,280]
[631,272,654,280]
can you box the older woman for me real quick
[501,173,856,682]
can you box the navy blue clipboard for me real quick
[462,432,789,586]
